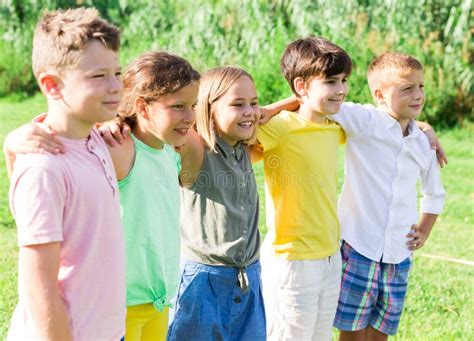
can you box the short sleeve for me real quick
[330,102,375,138]
[257,112,290,151]
[10,166,66,246]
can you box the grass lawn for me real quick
[0,95,473,340]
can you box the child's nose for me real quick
[183,108,195,123]
[109,76,123,94]
[414,87,424,100]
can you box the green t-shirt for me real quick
[119,134,181,310]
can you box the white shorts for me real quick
[261,234,342,341]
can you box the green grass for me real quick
[0,96,473,339]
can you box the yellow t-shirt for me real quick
[258,111,345,260]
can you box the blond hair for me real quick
[195,66,254,152]
[118,51,200,129]
[367,52,423,100]
[32,7,120,78]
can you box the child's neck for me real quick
[298,104,327,124]
[132,125,164,150]
[44,107,94,139]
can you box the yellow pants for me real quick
[125,303,169,341]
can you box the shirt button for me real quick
[243,229,247,234]
[108,176,113,181]
[102,159,106,165]
[233,296,241,304]
[90,145,94,150]
[240,206,244,211]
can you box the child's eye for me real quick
[192,103,197,109]
[115,71,122,77]
[342,78,348,83]
[92,74,105,78]
[251,102,259,107]
[419,84,424,89]
[172,104,184,109]
[231,103,243,107]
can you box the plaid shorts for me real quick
[333,241,412,335]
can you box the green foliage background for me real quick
[0,0,472,127]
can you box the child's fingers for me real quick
[109,124,125,144]
[122,124,131,137]
[436,145,448,167]
[99,127,117,147]
[35,124,66,153]
[31,137,64,154]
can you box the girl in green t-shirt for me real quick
[107,51,199,341]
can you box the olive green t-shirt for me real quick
[180,137,260,268]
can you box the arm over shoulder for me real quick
[257,112,290,151]
[330,102,376,138]
[107,136,135,181]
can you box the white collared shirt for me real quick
[331,102,446,264]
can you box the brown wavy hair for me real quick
[118,51,200,129]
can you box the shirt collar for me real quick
[376,106,399,129]
[216,135,243,161]
[406,120,423,139]
[375,107,422,138]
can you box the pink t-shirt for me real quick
[8,127,126,340]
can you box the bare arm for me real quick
[406,213,438,250]
[416,121,448,167]
[244,144,264,164]
[177,129,205,188]
[98,118,131,146]
[3,122,65,178]
[106,136,136,181]
[20,242,72,340]
[259,96,299,124]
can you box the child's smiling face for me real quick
[299,72,349,116]
[377,69,425,121]
[213,76,260,146]
[142,80,199,147]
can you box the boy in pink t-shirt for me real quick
[6,8,126,340]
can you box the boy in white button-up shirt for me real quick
[332,52,446,340]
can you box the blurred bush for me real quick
[0,0,472,127]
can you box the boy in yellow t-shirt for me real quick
[258,36,350,341]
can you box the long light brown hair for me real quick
[195,66,255,152]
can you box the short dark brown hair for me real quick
[367,52,423,99]
[281,36,352,95]
[32,7,120,78]
[118,51,200,129]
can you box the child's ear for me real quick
[38,73,62,99]
[135,97,149,120]
[374,88,385,105]
[293,77,307,97]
